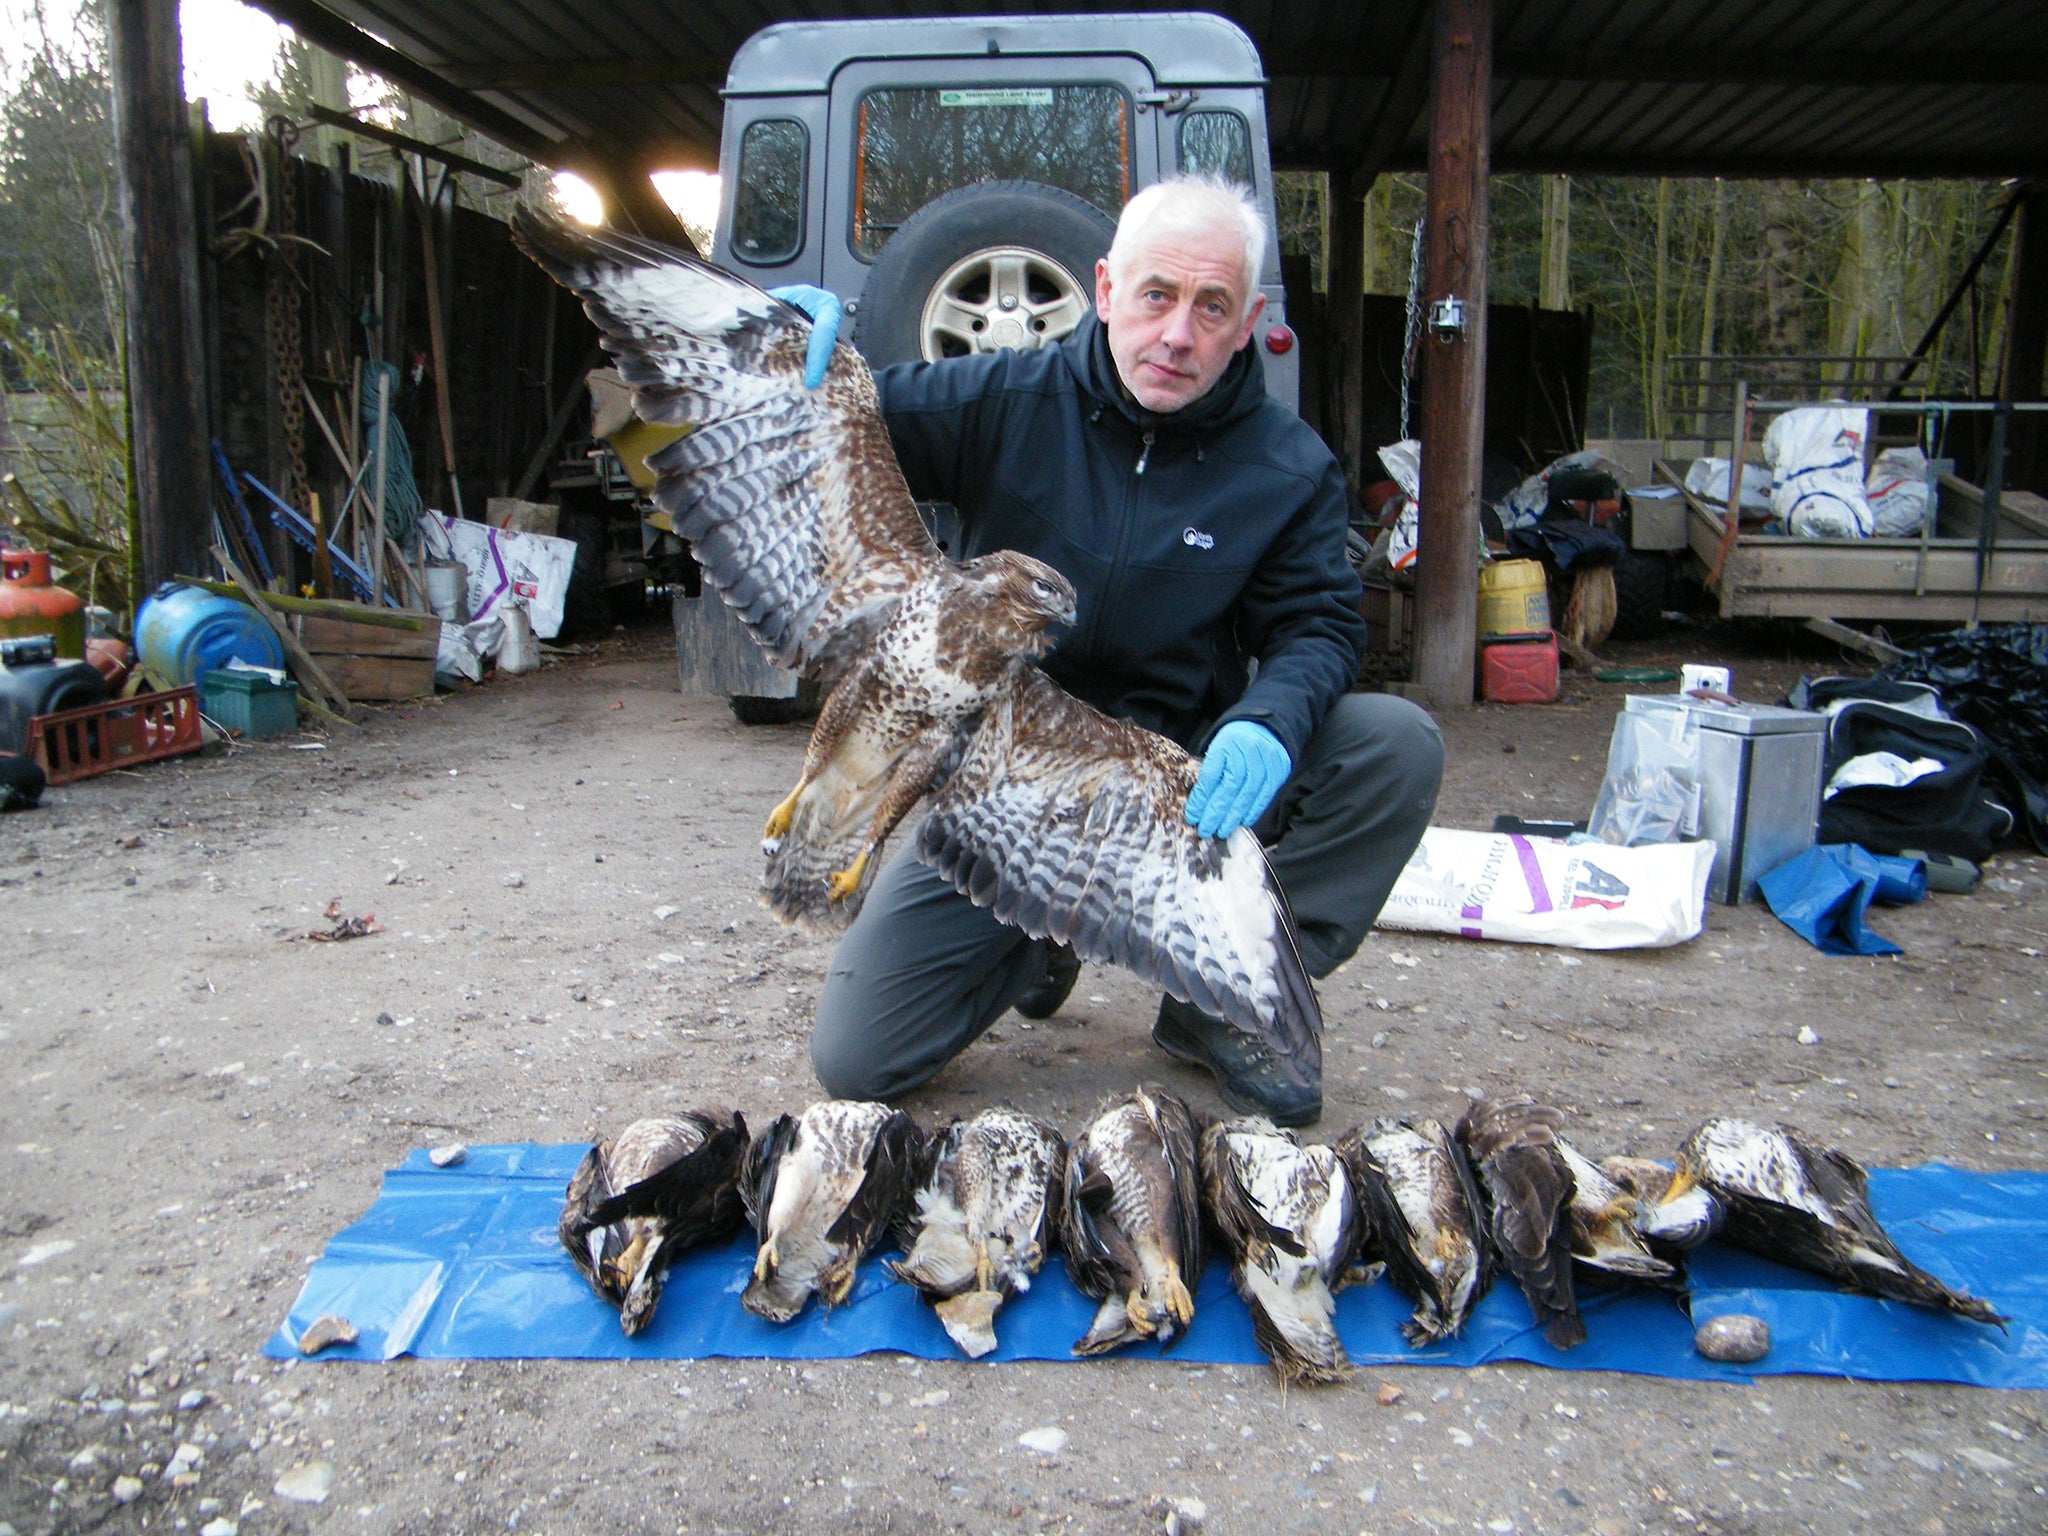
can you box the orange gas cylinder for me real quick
[0,549,85,658]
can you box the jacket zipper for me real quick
[1134,431,1155,475]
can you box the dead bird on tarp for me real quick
[1337,1117,1491,1347]
[1061,1085,1206,1355]
[1675,1117,2007,1327]
[1455,1095,1583,1349]
[742,1100,923,1323]
[887,1106,1066,1358]
[1551,1141,1683,1290]
[559,1109,750,1334]
[1200,1116,1377,1384]
[1599,1153,1725,1255]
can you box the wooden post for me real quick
[417,166,464,518]
[372,371,392,603]
[1412,0,1493,709]
[1323,170,1366,497]
[107,0,212,593]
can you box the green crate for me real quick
[199,668,298,740]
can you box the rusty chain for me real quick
[264,115,311,520]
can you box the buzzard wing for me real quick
[918,666,1321,1060]
[513,210,941,681]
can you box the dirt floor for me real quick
[4,613,2045,1536]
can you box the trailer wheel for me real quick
[853,181,1115,368]
[1609,549,1670,641]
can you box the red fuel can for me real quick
[1480,632,1559,704]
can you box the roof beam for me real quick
[437,57,726,91]
[1490,46,2048,88]
[246,0,562,163]
[433,47,2048,95]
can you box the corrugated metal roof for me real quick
[253,0,2048,179]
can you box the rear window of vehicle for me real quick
[1178,110,1253,187]
[731,119,806,265]
[853,84,1132,260]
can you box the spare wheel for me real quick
[853,180,1116,368]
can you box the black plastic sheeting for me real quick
[1877,625,2048,851]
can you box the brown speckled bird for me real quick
[1200,1116,1375,1384]
[1456,1095,1584,1349]
[1337,1117,1491,1347]
[741,1100,923,1324]
[1061,1085,1207,1355]
[515,211,1320,1067]
[888,1106,1067,1358]
[1676,1117,2006,1327]
[559,1109,749,1335]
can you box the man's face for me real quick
[1095,225,1265,414]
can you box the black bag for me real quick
[1787,677,2013,861]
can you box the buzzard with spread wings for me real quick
[515,211,1320,1059]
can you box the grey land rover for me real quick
[678,11,1297,717]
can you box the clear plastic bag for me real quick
[1589,708,1702,847]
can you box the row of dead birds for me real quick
[560,1087,2004,1385]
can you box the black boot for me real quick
[1014,940,1081,1020]
[1152,995,1321,1127]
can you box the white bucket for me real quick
[498,604,539,675]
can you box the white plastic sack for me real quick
[424,515,577,639]
[1377,827,1713,949]
[1866,446,1933,537]
[1683,457,1773,514]
[1377,440,1422,500]
[1763,407,1875,538]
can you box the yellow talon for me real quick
[1126,1290,1158,1337]
[752,1238,780,1283]
[1162,1268,1195,1326]
[764,783,803,843]
[826,847,871,903]
[974,1242,995,1294]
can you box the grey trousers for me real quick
[809,692,1445,1100]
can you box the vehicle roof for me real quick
[723,12,1265,98]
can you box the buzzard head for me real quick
[958,552,1078,658]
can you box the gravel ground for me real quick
[3,615,2045,1536]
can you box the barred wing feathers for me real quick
[919,666,1321,1057]
[511,210,940,681]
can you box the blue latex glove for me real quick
[767,284,843,388]
[1185,720,1291,839]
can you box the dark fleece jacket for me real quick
[874,312,1364,762]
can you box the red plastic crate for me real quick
[28,685,204,784]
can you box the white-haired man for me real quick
[789,175,1442,1126]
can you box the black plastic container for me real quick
[0,635,108,756]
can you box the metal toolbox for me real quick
[1624,695,1828,904]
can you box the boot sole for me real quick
[1152,1024,1320,1128]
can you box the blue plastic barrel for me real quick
[134,583,285,687]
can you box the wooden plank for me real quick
[1938,473,2048,539]
[175,577,432,630]
[311,653,434,701]
[295,612,441,659]
[1805,618,1911,663]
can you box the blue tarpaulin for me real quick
[265,1144,2048,1387]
